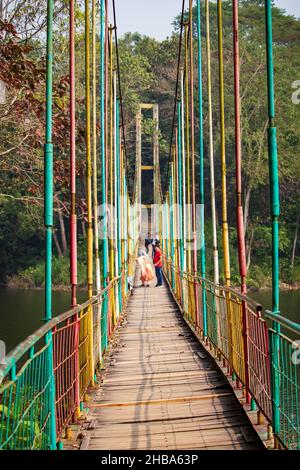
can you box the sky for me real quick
[115,0,300,41]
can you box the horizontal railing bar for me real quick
[167,260,262,312]
[265,310,300,335]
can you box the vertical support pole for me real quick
[265,0,280,324]
[188,2,199,326]
[124,177,128,276]
[85,0,93,298]
[265,0,281,435]
[165,195,170,270]
[170,158,175,290]
[177,102,184,273]
[196,0,207,337]
[115,97,121,316]
[70,0,77,308]
[126,183,130,281]
[113,71,119,321]
[108,25,116,331]
[85,0,95,384]
[100,0,108,353]
[189,0,197,276]
[69,0,81,418]
[153,105,160,240]
[184,24,191,274]
[44,0,57,450]
[105,0,109,277]
[92,0,101,368]
[232,0,247,295]
[168,191,171,273]
[232,0,251,401]
[217,1,232,381]
[92,0,101,296]
[118,107,123,312]
[180,69,187,273]
[175,125,180,281]
[136,106,142,234]
[217,0,231,287]
[205,0,219,285]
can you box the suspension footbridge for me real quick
[0,0,299,452]
[76,258,264,451]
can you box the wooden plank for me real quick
[77,268,263,451]
[89,393,232,409]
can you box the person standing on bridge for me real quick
[145,233,152,254]
[153,243,163,287]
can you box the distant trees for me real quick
[0,1,299,286]
[118,1,300,286]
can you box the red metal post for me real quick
[105,0,109,282]
[233,0,247,293]
[188,0,200,331]
[189,0,197,276]
[70,0,77,308]
[232,0,251,402]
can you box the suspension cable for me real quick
[163,0,186,196]
[112,0,129,179]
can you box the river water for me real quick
[0,288,87,354]
[251,289,299,324]
[0,288,299,354]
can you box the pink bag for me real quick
[144,260,155,281]
[138,256,154,282]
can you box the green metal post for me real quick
[265,0,280,322]
[196,0,207,337]
[170,174,175,290]
[265,0,281,436]
[116,100,122,313]
[124,179,128,280]
[44,0,57,450]
[165,196,169,265]
[100,0,108,352]
[177,102,184,270]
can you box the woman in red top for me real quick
[153,244,163,287]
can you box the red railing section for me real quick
[164,259,273,424]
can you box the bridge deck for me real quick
[81,279,263,450]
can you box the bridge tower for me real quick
[135,103,162,239]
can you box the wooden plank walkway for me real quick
[81,274,264,450]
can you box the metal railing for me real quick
[266,312,300,450]
[164,259,300,450]
[0,259,136,449]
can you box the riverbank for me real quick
[4,274,300,293]
[246,281,300,293]
[5,256,87,290]
[1,286,299,355]
[3,280,88,292]
[3,251,300,292]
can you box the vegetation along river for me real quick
[0,288,299,354]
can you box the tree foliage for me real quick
[0,0,299,287]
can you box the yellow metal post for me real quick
[217,0,231,286]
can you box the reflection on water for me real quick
[250,290,299,325]
[0,288,299,354]
[0,288,87,353]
